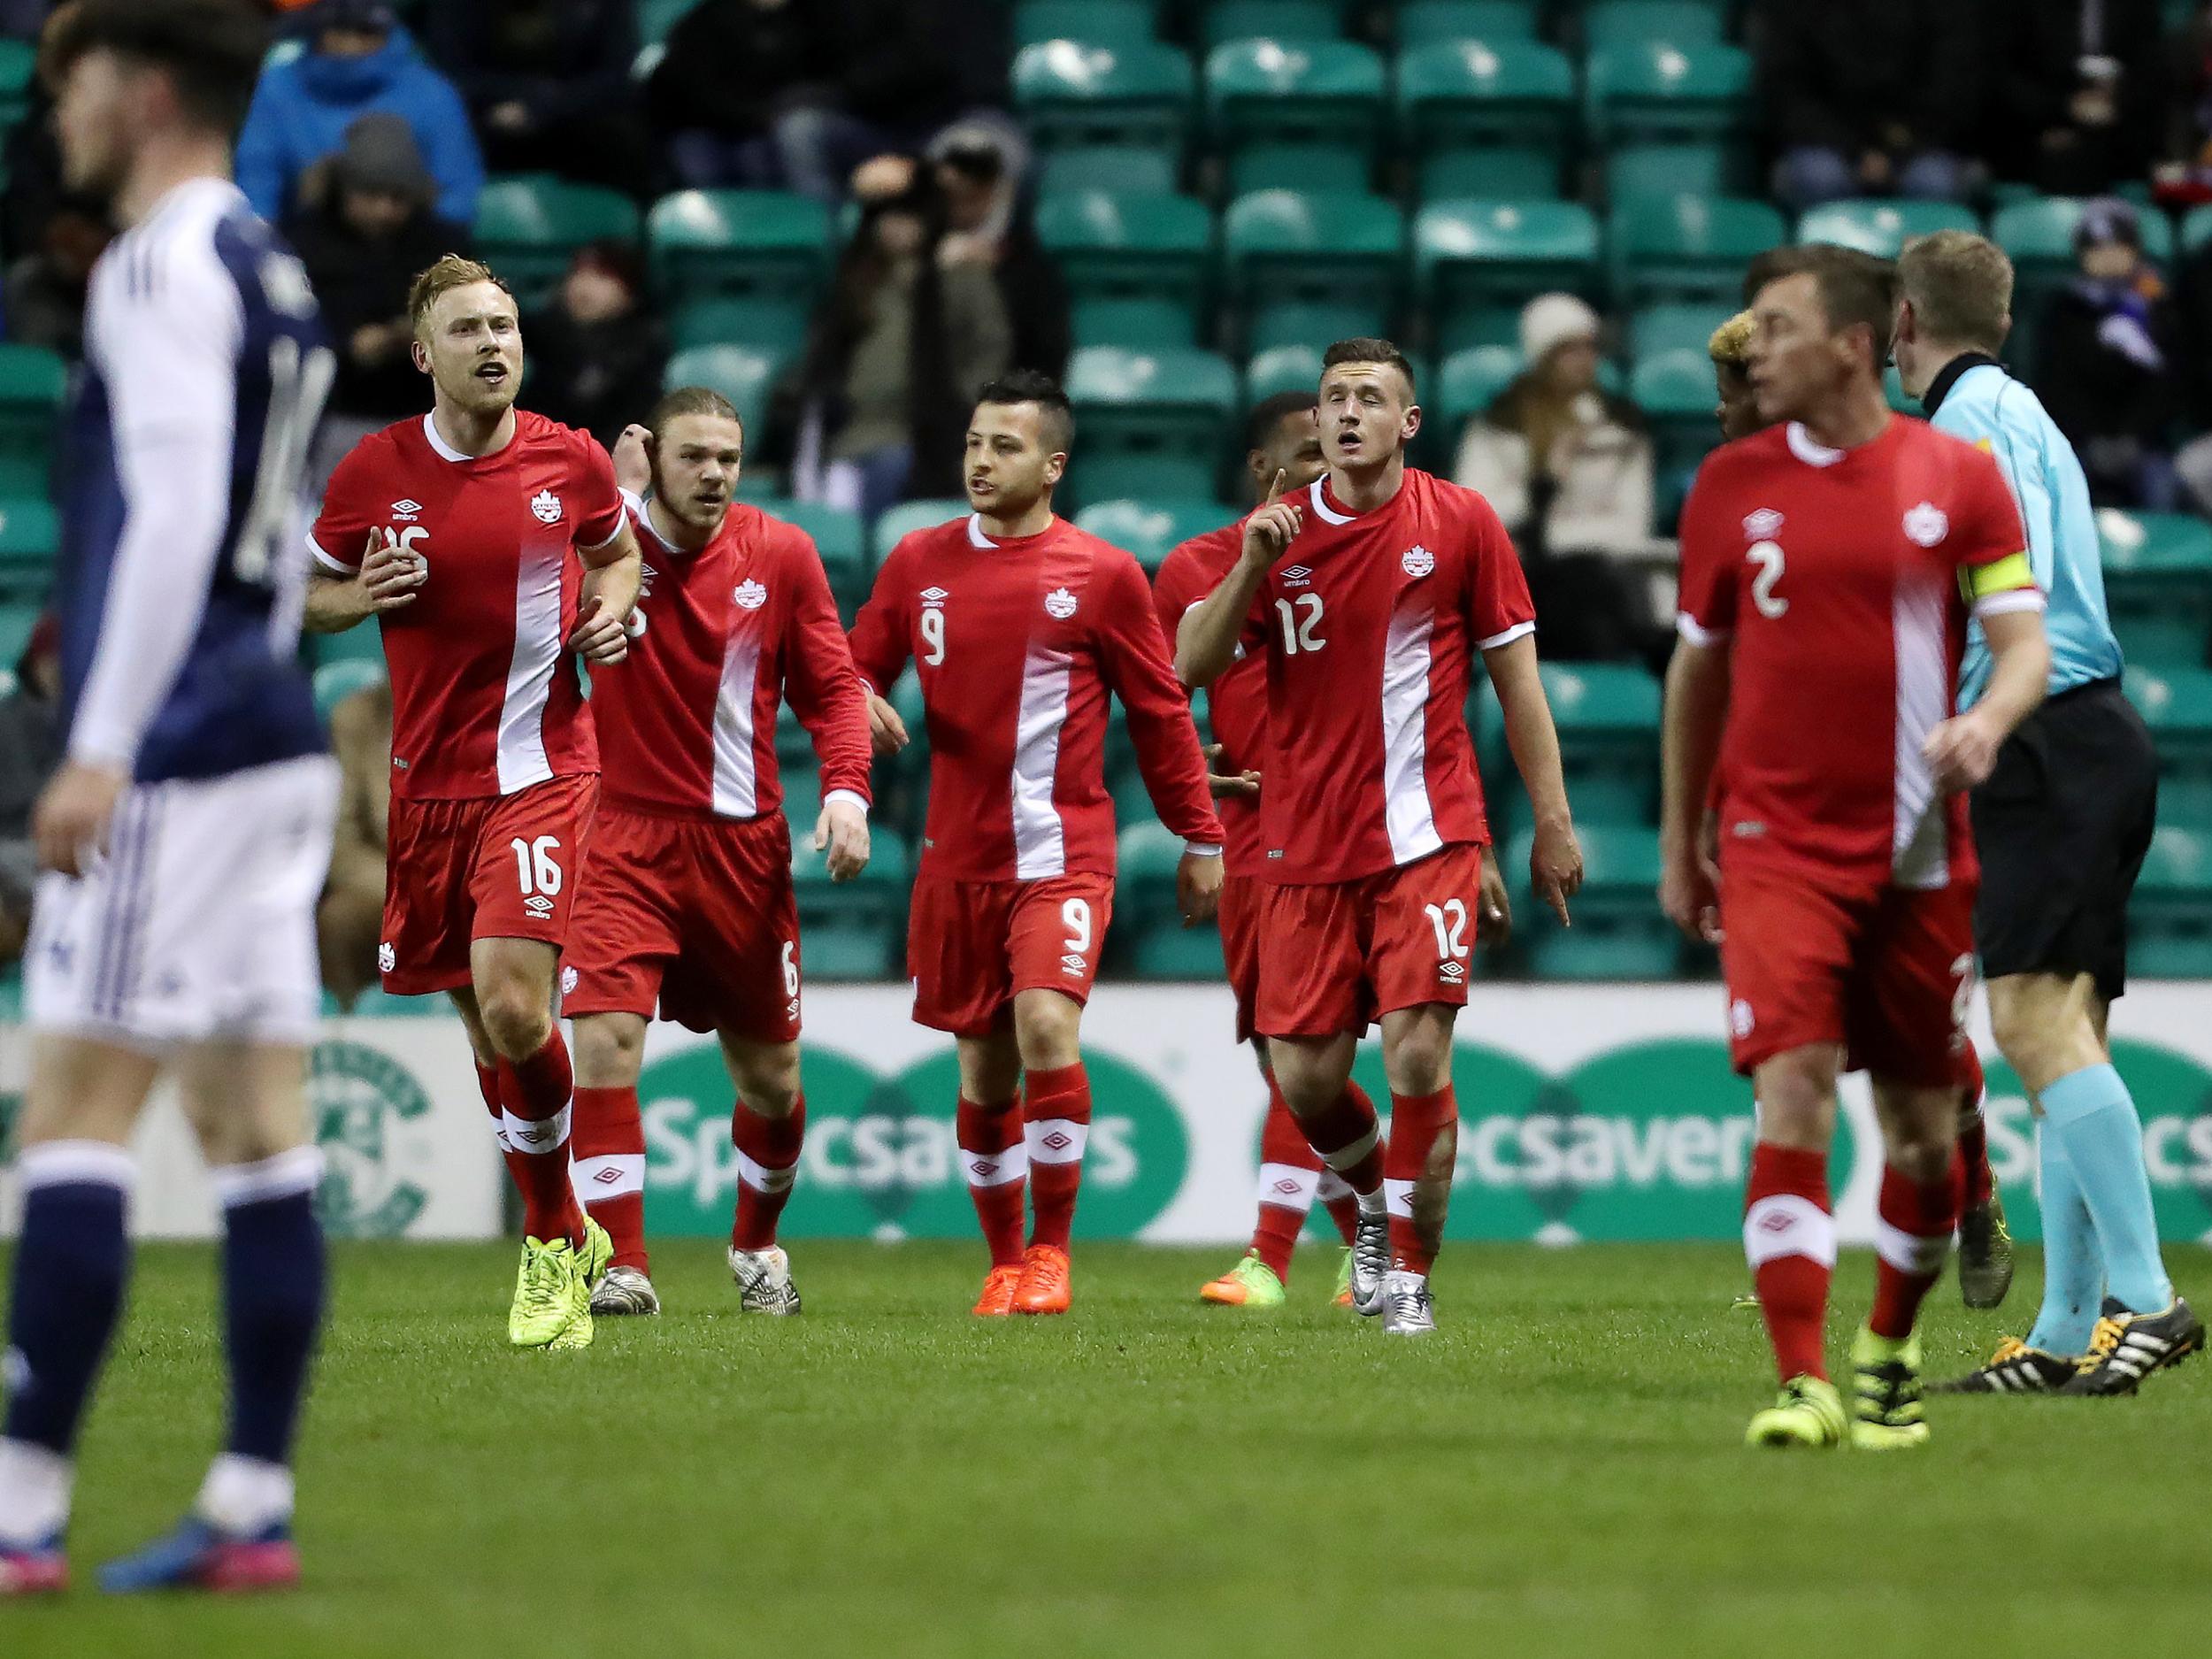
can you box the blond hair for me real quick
[1897,231,2014,355]
[407,254,512,336]
[1708,311,1754,367]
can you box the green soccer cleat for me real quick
[1850,1327,1931,1448]
[580,1216,615,1289]
[509,1234,595,1350]
[1745,1376,1848,1448]
[1956,1190,2015,1310]
[1331,1247,1354,1310]
[1199,1251,1286,1309]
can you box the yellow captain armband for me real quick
[1960,551,2034,603]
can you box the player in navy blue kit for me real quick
[1,2,336,1596]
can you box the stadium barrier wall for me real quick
[4,985,2209,1245]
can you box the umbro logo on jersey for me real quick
[1282,565,1313,588]
[735,579,768,610]
[1903,501,1949,546]
[1402,544,1435,578]
[389,499,421,521]
[531,488,564,524]
[1045,587,1079,619]
[920,587,949,607]
[1743,508,1784,540]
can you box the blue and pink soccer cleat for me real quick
[98,1515,298,1594]
[0,1532,68,1595]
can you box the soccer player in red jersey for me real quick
[1178,340,1583,1337]
[304,255,643,1350]
[1658,245,2052,1448]
[562,389,873,1318]
[850,371,1225,1317]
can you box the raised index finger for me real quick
[1264,467,1286,504]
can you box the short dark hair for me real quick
[47,0,268,141]
[1244,389,1317,452]
[1322,336,1417,398]
[1746,243,1901,368]
[649,386,742,444]
[974,369,1074,454]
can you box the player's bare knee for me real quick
[1381,1014,1455,1096]
[726,1040,803,1116]
[1753,1050,1837,1150]
[477,979,553,1061]
[572,1014,643,1085]
[1011,992,1083,1071]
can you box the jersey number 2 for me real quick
[1746,541,1788,619]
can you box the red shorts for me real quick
[380,772,598,995]
[564,810,801,1041]
[1718,864,1978,1086]
[907,872,1115,1039]
[1218,872,1264,1045]
[1255,842,1483,1040]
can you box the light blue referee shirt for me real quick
[1923,352,2124,707]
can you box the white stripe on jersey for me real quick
[495,544,565,793]
[1381,600,1444,867]
[710,630,764,818]
[1011,638,1073,879]
[1891,570,1951,889]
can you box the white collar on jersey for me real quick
[421,410,518,465]
[966,513,992,549]
[1784,422,1846,468]
[1308,479,1356,526]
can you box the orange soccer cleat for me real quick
[1011,1244,1072,1316]
[972,1263,1024,1317]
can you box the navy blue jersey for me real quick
[58,177,332,783]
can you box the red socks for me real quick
[956,1096,1027,1267]
[1383,1087,1457,1276]
[1869,1161,1962,1340]
[1743,1142,1836,1382]
[1023,1064,1093,1252]
[1294,1081,1384,1196]
[476,1060,534,1202]
[573,1084,648,1273]
[497,1028,586,1247]
[731,1098,806,1251]
[1251,1078,1325,1279]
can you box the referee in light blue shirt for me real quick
[1892,228,2198,1394]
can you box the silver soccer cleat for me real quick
[590,1264,661,1317]
[728,1246,803,1315]
[1380,1270,1436,1336]
[1350,1203,1391,1317]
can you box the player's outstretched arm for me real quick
[571,517,644,664]
[1923,607,2050,794]
[784,539,875,882]
[847,546,916,756]
[303,531,427,634]
[1658,637,1729,943]
[1484,633,1582,926]
[1175,471,1299,689]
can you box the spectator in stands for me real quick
[1,6,69,270]
[1455,296,1656,664]
[428,0,647,196]
[1756,0,1982,210]
[236,0,483,228]
[3,202,107,357]
[525,240,669,454]
[787,156,1012,522]
[2158,2,2212,208]
[319,675,392,1010]
[0,614,61,970]
[2037,198,2182,509]
[1989,0,2164,196]
[288,114,468,486]
[649,0,820,191]
[926,120,1069,380]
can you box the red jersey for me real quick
[1153,524,1264,877]
[591,493,872,821]
[1678,417,2038,890]
[1242,469,1535,884]
[310,410,624,801]
[849,511,1224,881]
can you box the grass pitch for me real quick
[4,1240,2208,1658]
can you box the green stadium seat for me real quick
[1070,452,1222,509]
[1536,662,1661,826]
[1796,199,1981,258]
[312,659,385,726]
[2101,509,2212,669]
[1632,347,1723,515]
[1200,0,1342,49]
[1015,0,1156,50]
[1245,342,1326,403]
[646,189,832,304]
[1610,196,1786,307]
[1072,296,1201,349]
[2126,665,2212,822]
[0,599,38,684]
[1585,41,1753,149]
[1075,497,1236,571]
[1115,818,1192,929]
[2184,202,2212,254]
[1222,189,1403,312]
[872,499,970,563]
[313,618,387,670]
[1417,145,1562,202]
[1226,143,1371,198]
[1246,298,1387,354]
[2129,826,2212,976]
[669,295,811,351]
[1033,189,1215,306]
[1065,345,1240,458]
[1012,40,1196,157]
[1396,3,1541,46]
[0,344,65,496]
[741,498,869,607]
[1994,196,2175,273]
[1038,144,1181,197]
[473,176,640,308]
[1433,304,1525,356]
[1505,825,1678,979]
[662,344,787,441]
[1395,40,1577,154]
[1411,199,1599,316]
[639,0,700,47]
[1584,3,1725,47]
[0,39,35,130]
[0,496,56,594]
[1436,344,1523,433]
[1632,302,1733,359]
[1203,41,1387,162]
[1605,142,1744,204]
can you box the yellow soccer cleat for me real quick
[1850,1327,1931,1448]
[1745,1375,1848,1448]
[579,1216,614,1289]
[510,1234,594,1350]
[1200,1251,1286,1308]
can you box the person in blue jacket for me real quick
[235,0,482,229]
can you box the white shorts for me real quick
[27,754,339,1050]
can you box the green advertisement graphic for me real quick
[310,1038,434,1239]
[639,1044,1190,1239]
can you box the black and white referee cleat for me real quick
[2061,1296,2204,1396]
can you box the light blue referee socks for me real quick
[2025,1126,2102,1356]
[2038,1064,2172,1317]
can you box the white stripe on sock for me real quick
[1319,1125,1379,1172]
[960,1141,1028,1188]
[1875,1219,1952,1276]
[1315,1168,1353,1203]
[503,1102,572,1156]
[1743,1194,1838,1269]
[196,1453,293,1536]
[210,1146,325,1209]
[1023,1118,1088,1166]
[16,1140,134,1194]
[572,1153,643,1201]
[1382,1178,1417,1220]
[0,1437,73,1548]
[1256,1163,1321,1211]
[733,1145,798,1194]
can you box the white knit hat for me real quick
[1519,292,1601,365]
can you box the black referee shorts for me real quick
[1970,677,2157,1003]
